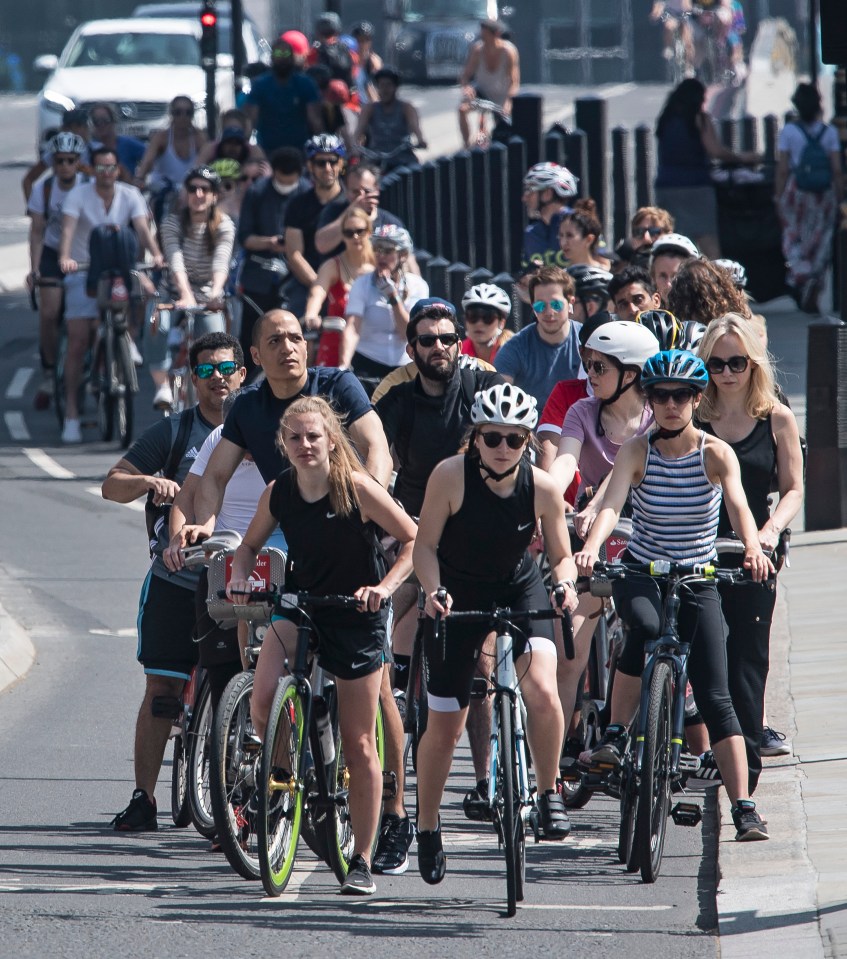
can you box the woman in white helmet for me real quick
[459,282,514,364]
[412,382,579,885]
[548,321,659,770]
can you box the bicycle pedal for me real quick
[382,770,398,800]
[678,753,701,773]
[670,802,702,827]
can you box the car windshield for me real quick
[405,0,489,21]
[66,32,200,68]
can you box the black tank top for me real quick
[268,469,384,596]
[701,414,776,534]
[438,455,537,586]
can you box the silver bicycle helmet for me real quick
[304,133,346,159]
[522,162,579,199]
[650,232,700,260]
[713,258,748,290]
[471,383,538,430]
[461,283,511,315]
[49,132,86,155]
[584,320,660,369]
[370,224,413,252]
[679,320,707,352]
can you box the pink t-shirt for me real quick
[561,396,654,495]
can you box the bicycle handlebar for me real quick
[591,559,747,583]
[221,588,383,611]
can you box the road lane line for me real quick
[85,485,145,512]
[5,412,30,441]
[23,447,75,479]
[7,368,33,399]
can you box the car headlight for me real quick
[42,89,75,113]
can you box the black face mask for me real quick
[273,61,294,78]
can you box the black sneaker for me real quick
[590,724,629,769]
[416,820,446,885]
[761,726,791,757]
[537,789,571,840]
[731,800,769,842]
[691,750,723,783]
[111,789,158,832]
[462,779,492,822]
[372,813,414,875]
[340,854,376,895]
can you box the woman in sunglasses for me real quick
[412,383,579,884]
[459,282,513,364]
[695,314,803,789]
[575,349,773,842]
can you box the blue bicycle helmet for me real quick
[641,349,709,392]
[304,133,346,159]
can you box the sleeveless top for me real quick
[474,45,513,107]
[655,115,712,189]
[629,432,722,565]
[438,455,537,586]
[268,468,384,598]
[153,127,199,189]
[325,256,351,318]
[701,414,776,535]
[367,102,411,155]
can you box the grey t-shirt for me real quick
[123,407,216,589]
[493,320,583,410]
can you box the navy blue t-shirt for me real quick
[246,71,320,153]
[221,368,373,483]
[522,208,571,270]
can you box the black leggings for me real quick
[614,575,741,745]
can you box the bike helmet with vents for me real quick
[679,320,707,352]
[641,349,710,392]
[522,162,578,199]
[650,232,700,260]
[461,283,511,315]
[304,133,346,159]
[713,258,748,290]
[471,383,538,430]
[184,166,221,191]
[49,132,86,155]
[568,264,613,300]
[635,309,684,351]
[584,320,660,368]
[370,224,413,252]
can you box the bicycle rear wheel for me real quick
[114,330,137,449]
[561,699,601,810]
[635,662,673,883]
[209,670,262,880]
[187,677,216,838]
[258,677,305,896]
[496,695,523,917]
[170,732,191,827]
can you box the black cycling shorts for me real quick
[38,245,63,281]
[137,571,199,681]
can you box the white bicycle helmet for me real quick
[370,223,413,252]
[584,320,660,369]
[650,232,700,260]
[461,283,511,315]
[713,258,748,290]
[49,132,86,155]
[522,162,579,199]
[471,383,538,430]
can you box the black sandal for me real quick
[538,789,571,840]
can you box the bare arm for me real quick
[176,438,246,545]
[131,213,163,266]
[534,469,578,611]
[349,410,393,488]
[58,212,79,272]
[353,103,374,146]
[303,257,336,326]
[504,44,520,111]
[283,226,318,287]
[339,312,361,367]
[135,130,166,182]
[699,113,758,164]
[228,483,279,597]
[760,404,804,551]
[402,102,427,147]
[102,457,180,505]
[548,435,583,496]
[460,43,481,90]
[28,212,46,280]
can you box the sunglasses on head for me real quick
[342,226,367,238]
[633,225,664,239]
[705,354,749,374]
[480,430,528,450]
[194,360,239,378]
[413,332,460,348]
[464,308,499,324]
[648,387,696,405]
[582,358,610,376]
[532,298,565,313]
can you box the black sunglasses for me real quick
[633,225,664,239]
[648,387,696,405]
[705,354,749,374]
[413,332,460,348]
[53,156,79,165]
[582,359,611,376]
[342,227,367,238]
[464,309,499,324]
[194,360,239,378]
[480,430,528,450]
[312,157,339,167]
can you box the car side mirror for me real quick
[33,54,59,73]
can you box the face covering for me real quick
[272,178,299,195]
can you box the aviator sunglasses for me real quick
[194,360,239,378]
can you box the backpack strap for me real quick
[42,175,54,216]
[459,366,480,409]
[163,408,195,481]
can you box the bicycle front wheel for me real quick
[497,695,523,917]
[635,662,673,883]
[170,732,191,827]
[114,331,137,449]
[187,677,216,838]
[258,677,305,896]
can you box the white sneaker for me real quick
[152,383,173,410]
[61,418,82,444]
[129,339,144,366]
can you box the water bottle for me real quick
[111,277,129,303]
[314,697,335,764]
[315,317,345,368]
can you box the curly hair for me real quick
[667,258,752,325]
[561,197,602,254]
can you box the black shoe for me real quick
[691,750,723,783]
[372,814,413,875]
[416,820,447,885]
[590,724,629,770]
[340,854,376,895]
[537,789,571,840]
[111,789,158,832]
[731,800,769,842]
[462,779,492,822]
[559,737,583,780]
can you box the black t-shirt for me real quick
[315,203,404,260]
[376,366,502,516]
[221,368,373,483]
[283,186,343,270]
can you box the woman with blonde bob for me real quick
[227,395,417,895]
[695,313,804,792]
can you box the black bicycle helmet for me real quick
[635,309,684,351]
[184,166,221,192]
[641,350,709,392]
[568,264,613,302]
[304,133,346,159]
[350,20,374,38]
[577,309,616,348]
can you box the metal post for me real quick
[446,262,471,309]
[545,128,567,166]
[763,115,779,166]
[510,93,544,168]
[230,0,245,98]
[488,143,510,275]
[408,165,424,250]
[720,118,738,151]
[437,157,456,263]
[575,97,609,234]
[470,148,492,271]
[810,0,819,85]
[421,161,441,257]
[453,152,475,267]
[427,256,450,300]
[563,130,589,199]
[612,127,631,250]
[506,136,527,272]
[634,124,653,208]
[741,115,758,152]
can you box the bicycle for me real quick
[229,587,386,897]
[463,97,512,150]
[168,663,215,838]
[434,586,574,917]
[659,11,693,85]
[356,136,419,174]
[588,557,748,883]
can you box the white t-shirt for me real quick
[61,181,149,264]
[345,271,429,367]
[777,121,840,169]
[27,173,85,250]
[189,426,268,535]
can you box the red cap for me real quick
[325,79,349,104]
[279,29,309,57]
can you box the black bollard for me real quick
[612,127,631,249]
[511,93,544,168]
[447,262,471,310]
[427,256,450,300]
[471,148,492,271]
[506,136,528,272]
[563,130,588,198]
[453,152,475,267]
[575,97,609,232]
[545,128,567,166]
[421,162,441,256]
[634,124,653,208]
[437,157,456,263]
[763,115,779,167]
[488,142,511,275]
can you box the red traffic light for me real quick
[201,12,216,26]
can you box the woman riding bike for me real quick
[575,349,773,842]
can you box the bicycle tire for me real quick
[404,619,428,776]
[561,699,602,810]
[114,331,137,449]
[258,677,305,896]
[187,677,216,838]
[324,698,385,883]
[208,670,262,880]
[95,334,116,442]
[635,662,673,883]
[497,695,522,917]
[618,744,639,870]
[170,733,192,827]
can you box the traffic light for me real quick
[200,0,217,68]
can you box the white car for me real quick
[34,18,246,144]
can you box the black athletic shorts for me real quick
[38,245,62,280]
[137,571,199,681]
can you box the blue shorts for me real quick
[63,271,97,320]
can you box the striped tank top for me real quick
[628,432,721,565]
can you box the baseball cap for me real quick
[409,297,457,321]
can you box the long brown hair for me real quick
[276,396,365,517]
[180,195,224,255]
[340,205,375,265]
[667,258,752,325]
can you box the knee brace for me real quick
[151,695,182,720]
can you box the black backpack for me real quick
[87,223,138,297]
[315,40,354,89]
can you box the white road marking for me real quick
[259,859,320,901]
[0,882,162,893]
[85,486,145,512]
[5,412,30,441]
[23,447,74,479]
[89,627,137,637]
[7,368,33,400]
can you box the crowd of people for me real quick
[18,11,836,901]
